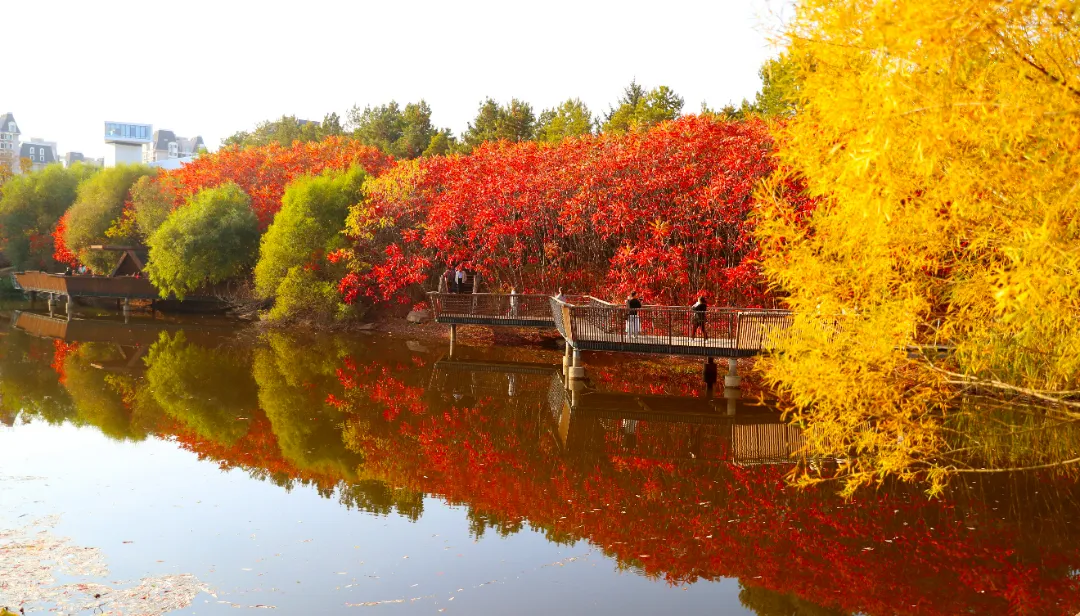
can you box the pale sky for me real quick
[5,0,791,158]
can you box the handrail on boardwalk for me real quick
[551,295,794,358]
[427,291,561,328]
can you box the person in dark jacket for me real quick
[691,295,708,340]
[626,291,642,336]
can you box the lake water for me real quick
[1,307,1079,615]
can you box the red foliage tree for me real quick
[350,116,813,306]
[51,212,78,268]
[164,137,394,228]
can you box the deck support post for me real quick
[569,377,585,406]
[47,294,57,317]
[724,384,739,416]
[569,350,586,380]
[65,294,75,321]
[724,358,741,388]
[449,324,457,357]
[562,343,572,377]
[122,298,131,323]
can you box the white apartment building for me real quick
[143,129,204,163]
[0,112,20,169]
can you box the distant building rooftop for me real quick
[147,155,196,170]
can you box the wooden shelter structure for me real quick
[13,245,224,313]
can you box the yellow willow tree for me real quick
[756,0,1080,495]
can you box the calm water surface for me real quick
[1,307,1078,615]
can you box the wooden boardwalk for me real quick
[426,292,794,360]
[428,292,556,328]
[14,271,225,303]
[551,297,793,359]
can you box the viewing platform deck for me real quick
[15,271,164,300]
[428,292,556,328]
[427,292,794,361]
[551,296,793,359]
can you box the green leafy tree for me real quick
[422,129,455,157]
[348,102,404,154]
[0,163,97,269]
[602,81,684,133]
[535,98,595,144]
[347,100,449,159]
[223,114,341,149]
[0,156,14,188]
[255,167,366,321]
[397,101,440,158]
[320,112,344,138]
[461,98,536,150]
[145,182,259,299]
[63,164,154,273]
[707,53,804,120]
[128,173,176,239]
[752,53,802,118]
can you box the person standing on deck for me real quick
[441,265,453,294]
[691,295,709,340]
[626,291,642,337]
[454,265,466,293]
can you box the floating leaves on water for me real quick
[0,515,210,615]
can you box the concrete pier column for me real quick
[724,385,740,416]
[724,358,741,388]
[562,343,572,377]
[65,295,75,321]
[569,377,586,406]
[568,349,586,380]
[47,294,57,317]
[122,298,131,323]
[449,324,457,357]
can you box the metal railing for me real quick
[428,292,559,327]
[551,295,793,358]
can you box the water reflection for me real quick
[2,310,1080,615]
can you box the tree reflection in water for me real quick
[2,323,1079,616]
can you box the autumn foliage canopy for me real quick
[163,137,393,228]
[344,116,806,306]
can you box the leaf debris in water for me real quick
[0,515,212,614]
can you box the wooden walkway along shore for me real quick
[13,247,225,319]
[549,296,793,359]
[428,292,557,328]
[426,292,795,384]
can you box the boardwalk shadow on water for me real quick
[1,311,1080,615]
